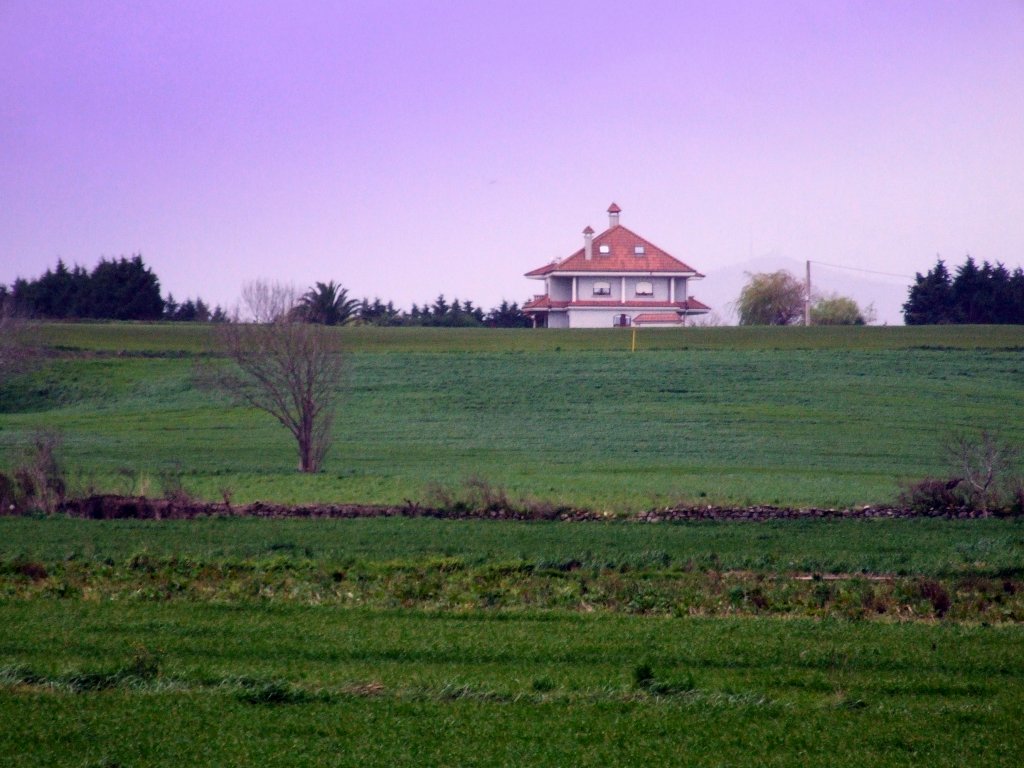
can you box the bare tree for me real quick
[947,430,1020,512]
[204,281,344,473]
[688,310,725,327]
[16,429,66,514]
[237,280,298,323]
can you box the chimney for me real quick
[607,202,621,228]
[583,226,594,260]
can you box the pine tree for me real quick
[951,257,989,323]
[903,259,955,324]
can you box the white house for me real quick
[524,203,710,328]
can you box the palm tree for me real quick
[295,281,360,325]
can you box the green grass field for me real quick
[2,603,1022,766]
[3,511,1023,766]
[3,516,1024,623]
[2,323,1023,509]
[3,516,1023,577]
[3,323,1024,765]
[31,320,1024,353]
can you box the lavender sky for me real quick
[3,1,1023,323]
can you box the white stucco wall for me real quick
[576,276,613,298]
[624,276,669,301]
[567,308,630,328]
[547,275,693,303]
[548,277,572,301]
[571,275,685,301]
[675,277,689,303]
[547,312,570,328]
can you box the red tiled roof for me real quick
[633,313,684,325]
[525,224,702,277]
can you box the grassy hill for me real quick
[3,322,1024,767]
[2,323,1023,510]
[32,320,1024,353]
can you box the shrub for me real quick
[917,578,952,617]
[632,662,695,695]
[125,645,161,681]
[900,432,1022,515]
[2,429,66,514]
[531,676,555,693]
[812,582,834,608]
[810,295,871,325]
[0,472,15,514]
[1011,486,1024,517]
[158,465,193,504]
[898,478,964,514]
[11,559,48,581]
[462,475,510,511]
[424,476,511,513]
[632,662,655,690]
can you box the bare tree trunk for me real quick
[948,430,1020,511]
[200,282,344,473]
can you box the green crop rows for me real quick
[2,603,1023,767]
[2,323,1023,766]
[2,323,1023,510]
[3,516,1024,577]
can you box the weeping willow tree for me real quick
[736,271,806,325]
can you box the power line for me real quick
[808,260,914,280]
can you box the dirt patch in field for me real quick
[43,495,998,521]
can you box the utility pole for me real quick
[804,260,811,326]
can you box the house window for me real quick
[593,281,611,296]
[635,281,654,296]
[598,244,611,255]
[634,245,645,255]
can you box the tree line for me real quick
[359,294,530,327]
[903,257,1024,325]
[736,255,1024,326]
[735,271,872,326]
[291,281,530,328]
[2,258,532,327]
[1,256,226,322]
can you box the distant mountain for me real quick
[690,255,910,326]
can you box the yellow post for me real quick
[631,327,637,352]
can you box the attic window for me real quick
[598,244,611,255]
[635,281,654,296]
[593,281,611,296]
[634,245,645,255]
